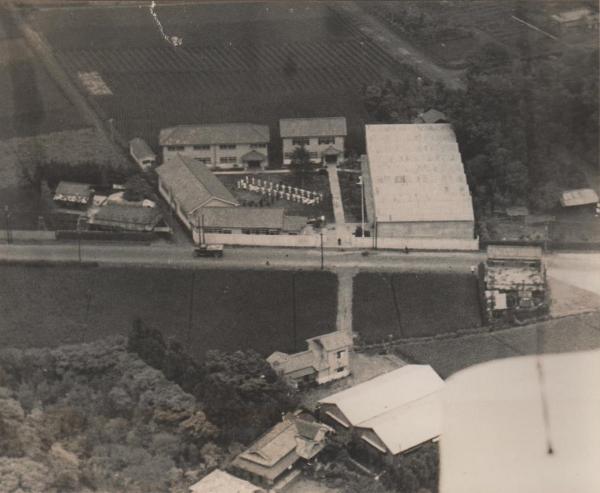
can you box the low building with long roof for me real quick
[156,153,239,230]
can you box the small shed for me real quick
[413,108,449,124]
[560,188,599,208]
[53,181,94,206]
[129,138,157,171]
[87,204,167,233]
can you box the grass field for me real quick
[397,311,600,378]
[27,2,407,158]
[353,272,482,343]
[0,264,337,359]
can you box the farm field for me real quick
[353,272,482,343]
[0,264,337,359]
[26,2,408,159]
[396,311,600,378]
[0,6,87,140]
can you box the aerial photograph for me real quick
[0,0,598,492]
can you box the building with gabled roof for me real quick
[318,365,444,465]
[87,203,168,233]
[267,331,352,388]
[189,469,264,493]
[280,117,347,166]
[363,124,475,241]
[156,153,238,230]
[231,411,333,488]
[159,123,270,170]
[414,108,449,124]
[129,137,156,171]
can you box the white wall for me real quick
[202,232,322,247]
[162,143,269,169]
[282,136,345,165]
[351,235,479,251]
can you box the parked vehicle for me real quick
[193,244,224,258]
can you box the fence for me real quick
[0,230,56,242]
[351,236,480,251]
[204,232,322,248]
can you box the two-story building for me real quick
[267,331,352,388]
[159,123,270,170]
[280,117,347,166]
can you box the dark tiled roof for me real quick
[279,117,347,138]
[191,207,286,230]
[156,154,238,214]
[88,204,162,232]
[159,123,270,146]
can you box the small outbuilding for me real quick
[559,188,599,208]
[53,181,94,207]
[413,108,449,124]
[87,204,169,233]
[129,138,157,171]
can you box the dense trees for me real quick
[127,320,298,444]
[0,337,222,493]
[363,45,599,215]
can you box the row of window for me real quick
[291,137,336,146]
[166,143,267,152]
[284,151,319,159]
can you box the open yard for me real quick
[353,272,482,343]
[0,264,337,360]
[396,311,600,378]
[27,2,407,160]
[218,171,334,223]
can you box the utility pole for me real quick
[4,206,11,244]
[291,273,297,352]
[358,175,365,238]
[320,228,324,270]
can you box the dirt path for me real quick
[336,268,356,334]
[332,1,465,91]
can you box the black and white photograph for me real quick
[0,0,598,492]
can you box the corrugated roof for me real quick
[560,188,599,207]
[365,124,474,223]
[279,117,347,138]
[88,204,162,232]
[156,154,238,214]
[440,349,600,493]
[159,123,270,146]
[487,245,543,260]
[191,207,286,230]
[189,469,264,493]
[358,391,442,455]
[129,138,156,161]
[318,365,444,426]
[307,331,353,351]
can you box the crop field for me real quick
[396,311,600,378]
[0,265,337,359]
[27,2,407,158]
[353,272,482,343]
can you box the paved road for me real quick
[0,242,485,273]
[332,1,465,91]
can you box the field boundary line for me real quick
[8,3,127,160]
